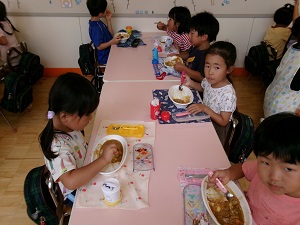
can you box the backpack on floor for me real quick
[78,42,96,76]
[1,72,33,113]
[228,111,255,163]
[244,43,269,76]
[17,51,44,85]
[24,165,65,225]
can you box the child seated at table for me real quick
[86,0,121,65]
[184,41,236,151]
[39,73,119,206]
[173,11,219,82]
[208,112,300,225]
[156,6,192,53]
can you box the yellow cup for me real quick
[126,26,132,36]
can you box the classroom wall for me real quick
[9,15,274,75]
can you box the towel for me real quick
[75,120,155,210]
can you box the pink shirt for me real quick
[243,160,300,225]
[166,28,191,52]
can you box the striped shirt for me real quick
[166,28,192,52]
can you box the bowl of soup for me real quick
[91,135,127,176]
[168,85,193,109]
[115,32,130,43]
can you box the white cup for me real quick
[102,178,122,206]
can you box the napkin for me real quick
[75,120,155,210]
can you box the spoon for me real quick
[208,171,234,201]
[179,71,186,91]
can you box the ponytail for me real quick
[39,119,59,160]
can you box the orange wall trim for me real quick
[43,68,83,77]
[43,67,249,77]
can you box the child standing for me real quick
[39,73,118,206]
[264,4,294,59]
[174,11,219,82]
[86,0,121,65]
[0,1,18,64]
[208,112,300,225]
[184,41,236,151]
[156,6,192,53]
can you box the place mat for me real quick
[152,89,211,124]
[75,120,155,210]
[117,30,146,48]
[152,57,181,78]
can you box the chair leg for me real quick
[93,74,104,96]
[0,109,17,132]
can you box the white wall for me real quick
[9,16,274,69]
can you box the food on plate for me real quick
[165,56,183,67]
[173,96,191,104]
[207,186,244,225]
[116,32,129,40]
[93,139,123,163]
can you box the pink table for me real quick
[69,82,230,225]
[103,32,180,82]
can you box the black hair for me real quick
[253,113,300,164]
[39,73,99,160]
[0,1,19,35]
[274,4,294,26]
[86,0,107,17]
[168,6,191,34]
[189,11,219,42]
[292,17,300,41]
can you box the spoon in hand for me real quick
[179,71,186,91]
[208,171,234,201]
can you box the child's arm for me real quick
[293,0,299,23]
[174,63,204,82]
[156,21,167,31]
[207,163,244,187]
[58,143,119,190]
[183,75,203,92]
[295,107,300,116]
[96,36,121,50]
[187,104,232,126]
[105,9,114,36]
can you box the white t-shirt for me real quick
[44,130,87,199]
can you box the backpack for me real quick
[78,42,96,76]
[24,165,66,225]
[17,51,44,85]
[228,111,255,163]
[244,43,269,76]
[1,72,33,113]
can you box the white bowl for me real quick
[159,35,173,44]
[201,176,252,225]
[91,135,128,176]
[115,32,130,43]
[164,56,183,69]
[168,85,193,109]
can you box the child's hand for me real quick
[187,103,206,114]
[105,9,112,20]
[100,143,119,164]
[167,53,178,57]
[207,170,231,188]
[156,21,165,30]
[174,62,186,72]
[295,108,300,116]
[111,35,121,45]
[183,74,194,88]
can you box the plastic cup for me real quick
[102,178,122,206]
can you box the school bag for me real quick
[78,42,96,76]
[244,43,269,77]
[1,72,33,113]
[24,165,67,225]
[227,111,255,163]
[17,51,44,85]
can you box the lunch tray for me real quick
[106,124,145,138]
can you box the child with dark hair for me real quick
[86,0,121,65]
[0,1,18,64]
[184,41,236,151]
[264,4,294,59]
[208,112,300,225]
[156,6,192,53]
[174,11,219,82]
[39,73,118,206]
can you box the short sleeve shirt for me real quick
[166,29,191,52]
[89,20,113,64]
[243,160,300,225]
[188,47,207,78]
[44,130,87,199]
[202,78,236,118]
